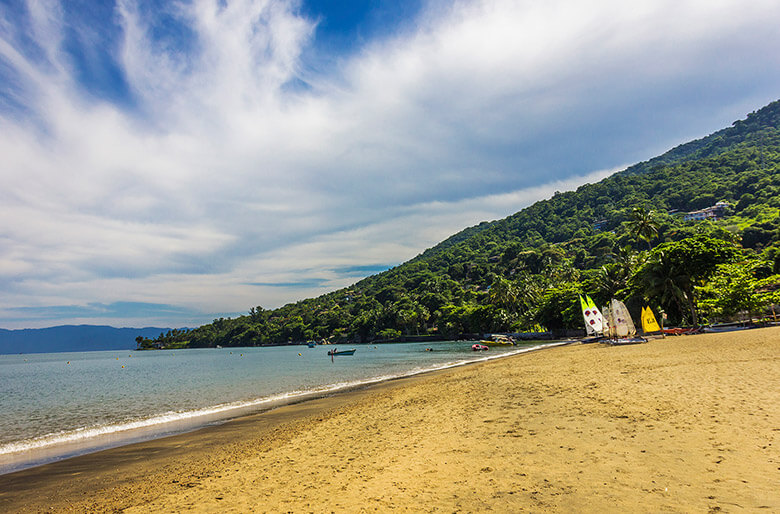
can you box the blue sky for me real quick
[1,0,780,329]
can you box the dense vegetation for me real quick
[138,100,780,349]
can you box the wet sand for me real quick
[1,328,779,512]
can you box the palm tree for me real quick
[628,206,659,249]
[596,246,642,299]
[633,253,690,324]
[513,273,544,328]
[488,277,518,314]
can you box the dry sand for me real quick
[1,328,779,513]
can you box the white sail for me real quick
[580,295,602,335]
[586,296,604,334]
[602,304,614,338]
[584,316,597,336]
[610,299,635,337]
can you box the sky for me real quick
[1,0,779,330]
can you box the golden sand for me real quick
[2,328,778,512]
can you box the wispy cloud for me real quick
[247,279,330,289]
[1,0,779,328]
[0,301,202,326]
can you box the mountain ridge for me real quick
[116,99,780,347]
[0,325,174,354]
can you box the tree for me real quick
[536,282,583,330]
[631,236,740,325]
[135,335,154,350]
[488,277,519,325]
[468,304,509,333]
[513,273,544,328]
[249,306,265,321]
[377,328,401,340]
[627,206,659,249]
[395,306,417,335]
[698,260,778,322]
[594,245,642,299]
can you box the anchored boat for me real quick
[327,348,356,356]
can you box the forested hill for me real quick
[417,99,780,261]
[139,99,780,349]
[621,100,780,177]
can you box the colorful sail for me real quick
[580,294,603,335]
[586,295,603,333]
[641,306,661,333]
[580,295,593,335]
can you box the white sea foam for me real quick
[0,342,564,462]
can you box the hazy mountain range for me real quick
[0,326,173,354]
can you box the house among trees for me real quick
[683,201,730,222]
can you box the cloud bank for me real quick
[1,0,779,328]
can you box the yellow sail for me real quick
[641,306,661,333]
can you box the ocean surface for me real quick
[0,340,559,474]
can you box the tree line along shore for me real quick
[137,100,780,350]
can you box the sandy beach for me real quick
[1,328,778,513]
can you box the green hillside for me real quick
[139,100,780,349]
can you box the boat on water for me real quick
[471,344,489,351]
[307,341,317,348]
[327,348,356,356]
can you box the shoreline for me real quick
[0,348,544,512]
[2,329,778,512]
[0,341,567,477]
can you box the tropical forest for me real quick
[138,100,780,349]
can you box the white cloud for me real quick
[1,0,780,328]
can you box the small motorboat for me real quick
[481,335,515,346]
[471,344,489,351]
[703,323,756,333]
[327,348,356,356]
[663,327,701,336]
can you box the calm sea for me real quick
[0,341,559,474]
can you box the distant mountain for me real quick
[0,325,174,354]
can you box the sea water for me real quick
[0,341,559,474]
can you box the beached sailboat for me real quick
[604,299,646,345]
[579,294,604,336]
[602,303,613,338]
[641,306,662,335]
